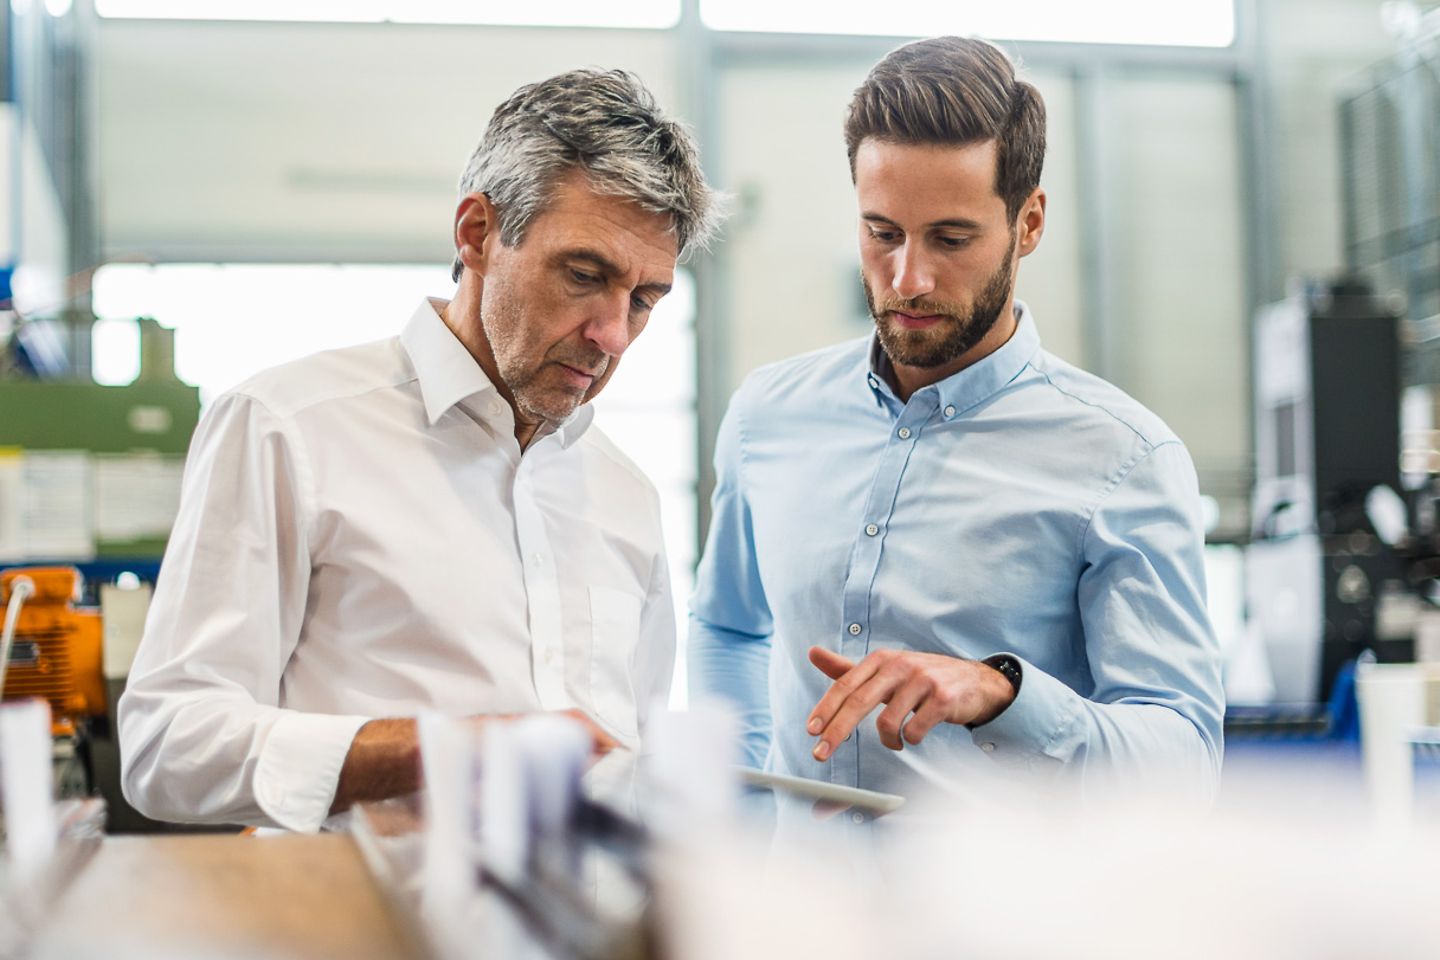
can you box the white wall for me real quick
[1260,0,1395,285]
[1111,74,1249,505]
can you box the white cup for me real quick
[1355,661,1427,827]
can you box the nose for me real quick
[582,292,632,358]
[891,242,935,302]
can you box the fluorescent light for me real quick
[94,0,680,28]
[701,0,1236,48]
[388,0,678,28]
[94,1,388,22]
[44,0,70,15]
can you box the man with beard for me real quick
[120,69,720,831]
[691,37,1222,824]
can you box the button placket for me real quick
[513,461,567,709]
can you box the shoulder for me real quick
[225,337,411,420]
[732,336,870,412]
[1025,350,1180,450]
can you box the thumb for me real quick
[808,645,855,680]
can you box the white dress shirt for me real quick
[119,299,675,831]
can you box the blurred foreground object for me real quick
[0,699,104,957]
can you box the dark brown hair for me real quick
[844,36,1046,222]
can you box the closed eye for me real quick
[570,267,602,285]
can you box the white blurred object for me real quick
[641,700,739,840]
[1366,483,1409,546]
[417,712,481,940]
[1245,535,1324,705]
[1415,609,1440,662]
[99,582,151,679]
[1356,659,1427,827]
[508,715,590,853]
[0,699,57,878]
[1223,619,1278,707]
[654,781,1440,960]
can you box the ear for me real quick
[454,192,500,278]
[1016,187,1046,258]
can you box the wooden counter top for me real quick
[30,833,427,959]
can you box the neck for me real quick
[440,278,543,450]
[888,299,1018,403]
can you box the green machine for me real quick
[0,319,200,560]
[0,380,200,558]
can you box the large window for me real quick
[92,262,700,700]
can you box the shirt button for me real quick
[944,405,956,418]
[851,812,866,825]
[531,554,544,566]
[897,427,912,439]
[543,649,555,665]
[867,375,879,388]
[848,623,862,636]
[864,523,879,537]
[980,742,996,753]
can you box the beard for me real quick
[481,288,608,426]
[864,247,1016,370]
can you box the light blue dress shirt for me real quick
[690,303,1224,822]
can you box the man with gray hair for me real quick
[120,69,720,831]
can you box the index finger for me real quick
[809,645,856,681]
[806,654,882,737]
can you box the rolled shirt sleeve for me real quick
[118,392,369,832]
[971,440,1225,800]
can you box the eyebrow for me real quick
[564,248,673,296]
[862,213,984,231]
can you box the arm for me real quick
[119,393,370,831]
[330,711,618,815]
[962,440,1224,799]
[688,392,774,770]
[806,441,1223,802]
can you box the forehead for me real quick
[522,172,679,277]
[853,139,1006,222]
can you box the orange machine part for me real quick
[2,566,106,735]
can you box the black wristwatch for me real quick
[982,654,1023,696]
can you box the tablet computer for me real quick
[735,767,906,816]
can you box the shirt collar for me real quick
[400,298,594,448]
[865,300,1042,416]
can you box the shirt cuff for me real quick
[254,711,371,832]
[968,654,1081,768]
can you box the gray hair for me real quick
[452,68,720,281]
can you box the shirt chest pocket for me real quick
[588,586,644,738]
